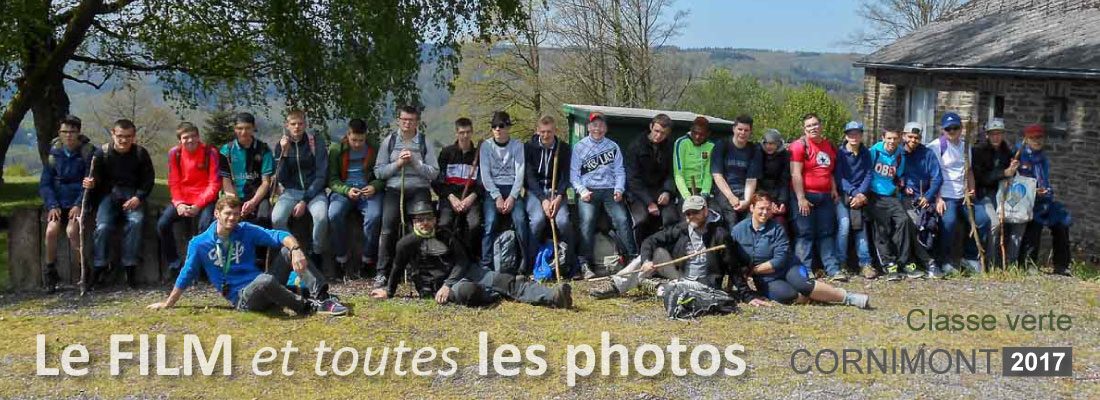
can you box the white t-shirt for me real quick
[927,137,967,199]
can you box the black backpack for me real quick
[657,280,739,320]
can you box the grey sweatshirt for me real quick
[374,130,440,190]
[479,137,525,200]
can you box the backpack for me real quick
[657,279,739,320]
[492,230,525,275]
[387,132,430,160]
[532,241,570,281]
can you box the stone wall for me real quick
[863,69,1100,258]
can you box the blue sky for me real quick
[670,0,864,53]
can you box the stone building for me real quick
[855,0,1100,258]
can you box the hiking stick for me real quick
[454,141,481,233]
[78,155,97,296]
[998,145,1024,270]
[548,138,562,282]
[587,245,727,281]
[265,135,290,272]
[961,119,987,268]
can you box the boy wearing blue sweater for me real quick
[834,122,873,279]
[570,112,637,274]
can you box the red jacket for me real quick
[168,143,222,208]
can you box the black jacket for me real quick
[524,136,571,201]
[639,220,758,302]
[387,229,472,297]
[625,134,675,204]
[759,148,791,205]
[433,142,480,199]
[972,140,1015,200]
[92,143,155,202]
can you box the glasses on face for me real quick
[492,124,508,130]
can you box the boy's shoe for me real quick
[962,259,983,276]
[941,263,959,277]
[1052,268,1073,277]
[588,280,620,300]
[44,265,61,294]
[124,265,138,289]
[552,284,573,309]
[905,263,926,279]
[928,265,946,279]
[372,273,388,290]
[861,265,878,280]
[827,271,849,282]
[579,260,597,280]
[311,298,349,316]
[883,264,904,281]
[844,292,871,309]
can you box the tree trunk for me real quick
[32,74,71,162]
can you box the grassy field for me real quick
[0,272,1097,399]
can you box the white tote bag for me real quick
[997,175,1037,224]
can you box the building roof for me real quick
[561,104,736,128]
[855,0,1100,78]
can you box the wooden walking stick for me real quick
[998,145,1024,270]
[961,119,987,269]
[78,154,97,296]
[265,135,289,272]
[588,245,727,281]
[548,137,562,282]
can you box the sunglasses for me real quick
[412,215,435,223]
[492,123,509,129]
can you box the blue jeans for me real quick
[93,194,145,268]
[157,203,215,268]
[272,189,329,254]
[935,197,991,264]
[836,200,872,269]
[481,185,531,272]
[327,192,383,263]
[525,193,577,273]
[791,192,840,274]
[577,188,637,264]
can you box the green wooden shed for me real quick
[560,104,737,146]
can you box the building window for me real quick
[1045,97,1069,138]
[906,87,937,142]
[986,93,1005,120]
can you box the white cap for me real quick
[903,122,923,134]
[986,118,1006,131]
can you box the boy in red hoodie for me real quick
[157,122,222,276]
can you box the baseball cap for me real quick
[941,112,962,129]
[843,121,864,133]
[903,122,923,135]
[681,195,706,213]
[588,112,606,123]
[1024,124,1045,138]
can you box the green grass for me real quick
[0,277,1098,399]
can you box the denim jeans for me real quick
[157,203,215,268]
[480,185,531,273]
[935,197,991,265]
[327,192,383,263]
[272,189,329,254]
[790,192,840,274]
[525,193,576,273]
[836,200,872,268]
[236,248,329,312]
[577,188,637,264]
[93,194,145,268]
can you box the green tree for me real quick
[0,0,524,182]
[203,105,236,148]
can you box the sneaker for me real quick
[861,265,879,280]
[1052,268,1073,277]
[579,260,597,280]
[311,298,349,316]
[941,263,959,277]
[928,265,946,279]
[827,271,849,282]
[333,262,347,282]
[844,292,871,309]
[372,273,388,290]
[962,259,983,276]
[588,280,620,299]
[883,264,903,281]
[44,266,60,294]
[552,284,573,309]
[905,263,926,279]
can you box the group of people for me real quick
[38,105,1073,317]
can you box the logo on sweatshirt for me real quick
[581,148,618,175]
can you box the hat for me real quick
[843,121,864,133]
[903,122,924,135]
[408,201,434,217]
[763,129,784,145]
[491,111,513,127]
[588,112,606,123]
[1023,124,1045,138]
[985,118,1006,132]
[681,195,706,213]
[941,112,962,129]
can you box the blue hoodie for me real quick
[175,222,290,305]
[867,142,906,196]
[274,132,329,200]
[834,143,871,199]
[570,135,625,196]
[40,135,95,210]
[902,144,942,201]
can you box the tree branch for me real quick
[63,72,113,89]
[71,54,188,73]
[52,0,138,27]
